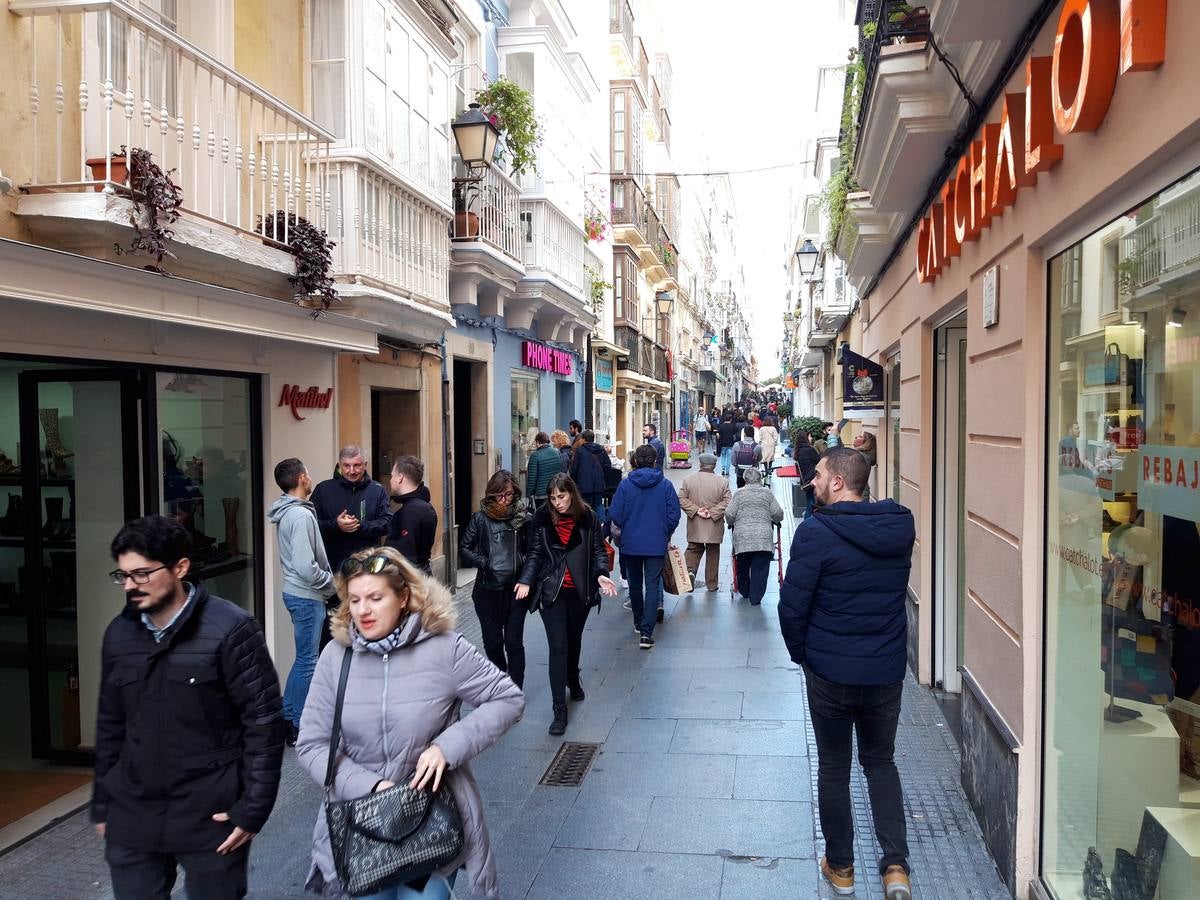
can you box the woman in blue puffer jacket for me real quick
[609,444,681,649]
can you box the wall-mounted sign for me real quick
[279,384,333,421]
[841,349,885,415]
[916,0,1166,285]
[522,341,573,376]
[982,265,999,328]
[595,358,614,391]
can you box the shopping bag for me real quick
[604,538,616,572]
[662,545,693,595]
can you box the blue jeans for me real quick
[720,446,732,473]
[358,872,456,900]
[624,554,665,637]
[282,593,325,725]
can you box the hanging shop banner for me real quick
[595,358,614,392]
[1139,446,1200,523]
[841,350,885,415]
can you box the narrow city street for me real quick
[0,464,1007,900]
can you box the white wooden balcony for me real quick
[520,198,586,301]
[1122,182,1200,294]
[328,154,451,326]
[452,160,524,265]
[10,1,333,298]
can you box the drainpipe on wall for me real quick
[584,333,594,429]
[439,334,454,587]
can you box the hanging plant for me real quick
[585,264,611,315]
[474,77,542,177]
[113,146,183,274]
[584,210,608,242]
[259,211,339,318]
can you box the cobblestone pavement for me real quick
[0,456,1010,899]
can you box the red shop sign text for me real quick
[279,384,333,421]
[522,341,573,376]
[917,0,1167,284]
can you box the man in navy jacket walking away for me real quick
[778,448,914,900]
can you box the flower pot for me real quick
[85,155,129,192]
[454,211,480,238]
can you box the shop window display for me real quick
[1044,171,1200,899]
[510,374,539,483]
[156,372,256,613]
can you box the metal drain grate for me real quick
[539,741,600,786]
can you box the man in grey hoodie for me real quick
[267,458,335,745]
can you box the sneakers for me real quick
[820,857,854,896]
[883,865,911,900]
[656,607,665,623]
[639,634,655,649]
[568,676,585,702]
[285,721,299,747]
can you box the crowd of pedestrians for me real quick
[86,399,914,900]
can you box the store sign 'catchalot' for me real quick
[279,384,333,421]
[916,0,1167,284]
[522,341,573,376]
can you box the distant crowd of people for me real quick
[88,399,914,900]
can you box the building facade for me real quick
[823,1,1199,896]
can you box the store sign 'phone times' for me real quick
[1139,445,1200,522]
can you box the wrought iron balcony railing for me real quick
[856,1,932,137]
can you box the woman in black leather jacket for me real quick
[518,474,617,735]
[459,470,532,688]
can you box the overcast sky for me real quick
[659,0,858,374]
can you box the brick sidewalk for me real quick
[0,461,1009,899]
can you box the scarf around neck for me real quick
[351,621,406,654]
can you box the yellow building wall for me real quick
[234,1,306,112]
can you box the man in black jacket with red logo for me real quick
[94,515,284,900]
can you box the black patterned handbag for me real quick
[324,647,464,897]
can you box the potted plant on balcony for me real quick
[86,149,130,191]
[661,244,675,267]
[259,210,339,317]
[112,146,183,274]
[474,77,541,177]
[452,181,480,238]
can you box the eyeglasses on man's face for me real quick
[109,565,169,585]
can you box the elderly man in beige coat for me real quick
[678,452,733,591]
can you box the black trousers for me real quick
[106,841,249,900]
[804,667,910,876]
[539,586,590,706]
[734,550,774,604]
[473,586,527,689]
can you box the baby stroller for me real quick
[669,430,692,469]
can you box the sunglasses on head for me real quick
[340,553,398,578]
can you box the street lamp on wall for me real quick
[655,290,675,316]
[795,239,819,281]
[451,103,501,170]
[801,369,816,391]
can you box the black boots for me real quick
[568,672,585,702]
[549,704,568,736]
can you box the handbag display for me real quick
[324,648,464,897]
[1103,342,1129,386]
[662,544,693,595]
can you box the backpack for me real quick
[733,441,759,468]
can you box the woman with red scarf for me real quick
[518,474,617,735]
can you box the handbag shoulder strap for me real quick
[323,646,354,791]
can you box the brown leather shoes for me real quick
[883,864,912,900]
[820,857,855,895]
